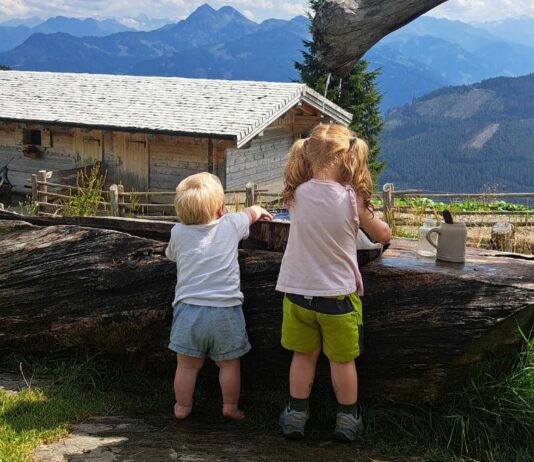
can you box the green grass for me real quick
[1,332,532,462]
[363,330,534,461]
[0,356,171,462]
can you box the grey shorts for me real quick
[169,303,251,361]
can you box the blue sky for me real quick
[1,0,533,24]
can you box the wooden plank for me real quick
[41,129,51,148]
[111,132,148,191]
[15,128,23,146]
[150,160,207,170]
[208,139,214,174]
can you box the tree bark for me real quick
[1,219,532,401]
[313,0,448,74]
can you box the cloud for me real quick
[0,0,532,23]
[242,9,255,20]
[279,2,307,17]
[0,0,190,21]
[428,0,534,22]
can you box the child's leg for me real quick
[289,349,321,400]
[215,358,244,420]
[174,354,205,419]
[329,359,358,405]
[330,360,363,441]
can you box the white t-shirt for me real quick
[165,212,250,307]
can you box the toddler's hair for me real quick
[282,124,374,210]
[174,172,224,225]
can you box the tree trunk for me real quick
[1,219,532,401]
[313,0,448,74]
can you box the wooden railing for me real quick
[30,171,281,218]
[374,183,534,232]
[29,171,534,226]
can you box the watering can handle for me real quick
[426,227,440,250]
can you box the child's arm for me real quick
[165,240,176,261]
[165,227,178,261]
[357,197,392,245]
[243,205,273,225]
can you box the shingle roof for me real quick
[0,71,352,148]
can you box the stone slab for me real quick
[33,415,424,462]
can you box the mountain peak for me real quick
[189,3,217,18]
[217,5,255,24]
[218,6,240,15]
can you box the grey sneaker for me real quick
[334,411,364,442]
[279,406,309,439]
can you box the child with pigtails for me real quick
[276,123,391,441]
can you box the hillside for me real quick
[379,73,534,192]
[1,6,533,111]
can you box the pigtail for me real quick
[337,134,374,212]
[281,138,311,205]
[351,138,374,212]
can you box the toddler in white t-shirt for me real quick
[165,172,272,420]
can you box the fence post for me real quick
[31,173,38,209]
[382,182,395,227]
[37,170,48,205]
[490,222,514,252]
[117,184,125,217]
[245,182,256,207]
[109,184,119,216]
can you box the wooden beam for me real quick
[298,102,318,116]
[294,115,322,125]
[208,139,214,174]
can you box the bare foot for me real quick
[222,404,245,420]
[174,402,192,420]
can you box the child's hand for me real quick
[244,206,273,225]
[257,207,273,221]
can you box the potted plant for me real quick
[22,144,42,159]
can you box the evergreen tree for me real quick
[295,0,385,181]
[0,65,10,70]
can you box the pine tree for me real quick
[295,0,385,181]
[0,65,10,70]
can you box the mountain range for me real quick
[0,16,132,52]
[378,73,534,192]
[1,4,534,112]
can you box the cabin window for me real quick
[23,129,42,145]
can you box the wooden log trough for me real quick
[0,211,533,401]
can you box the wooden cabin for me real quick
[0,71,351,194]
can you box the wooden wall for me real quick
[0,122,229,195]
[225,126,294,190]
[0,123,81,194]
[0,109,320,197]
[104,132,148,191]
[149,135,211,191]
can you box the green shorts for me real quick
[281,293,363,363]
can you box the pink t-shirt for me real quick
[276,179,364,297]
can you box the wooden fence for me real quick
[376,183,534,229]
[31,170,280,218]
[30,171,534,225]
